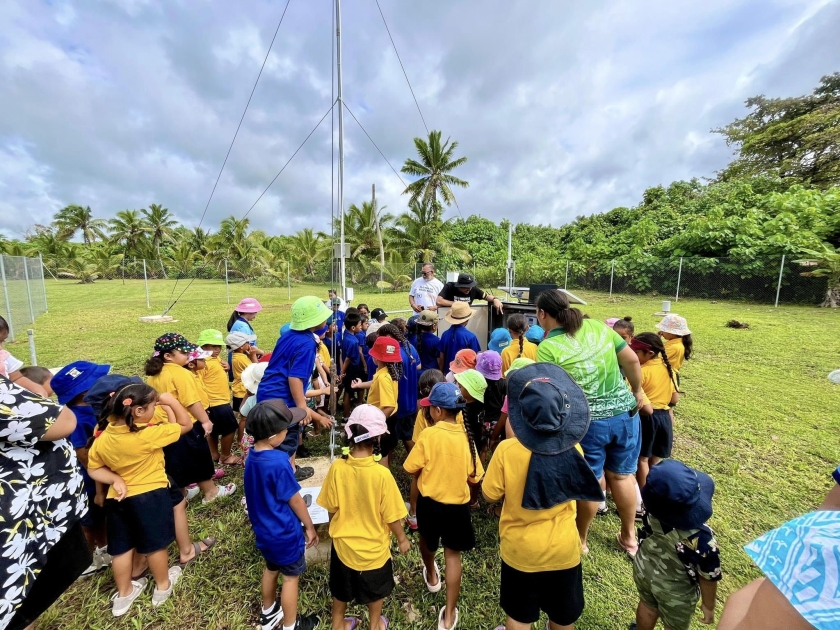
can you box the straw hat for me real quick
[444,301,476,325]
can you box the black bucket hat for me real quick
[84,374,143,416]
[455,272,476,288]
[642,460,715,530]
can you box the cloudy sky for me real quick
[1,0,838,239]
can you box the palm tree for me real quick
[53,205,108,245]
[340,201,394,283]
[795,243,840,307]
[109,210,151,258]
[57,257,101,284]
[289,228,327,278]
[401,130,469,220]
[374,251,413,291]
[165,242,200,276]
[391,202,471,263]
[142,204,178,261]
[25,231,74,273]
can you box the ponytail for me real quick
[342,423,381,459]
[226,310,240,333]
[96,383,158,435]
[681,333,693,361]
[144,355,164,376]
[535,291,584,337]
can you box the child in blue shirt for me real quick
[377,324,421,464]
[245,400,319,630]
[341,313,365,418]
[409,310,442,374]
[438,303,481,373]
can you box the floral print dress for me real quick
[0,377,87,629]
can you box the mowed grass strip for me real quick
[13,280,838,629]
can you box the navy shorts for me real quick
[329,551,394,605]
[278,423,301,455]
[265,550,307,577]
[106,487,175,556]
[639,409,673,459]
[579,411,641,479]
[208,403,238,438]
[501,561,584,626]
[417,495,475,552]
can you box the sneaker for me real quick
[405,503,418,530]
[294,466,314,482]
[202,483,237,505]
[186,486,201,501]
[151,566,182,607]
[111,578,147,617]
[596,501,609,516]
[80,546,111,577]
[259,599,283,630]
[293,614,319,630]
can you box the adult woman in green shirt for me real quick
[535,290,645,556]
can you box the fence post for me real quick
[143,260,150,309]
[224,260,230,304]
[287,261,291,300]
[0,256,13,341]
[564,260,569,290]
[38,253,48,313]
[27,329,37,366]
[609,259,615,299]
[774,254,786,308]
[675,257,683,302]
[23,258,35,324]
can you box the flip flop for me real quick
[221,455,242,466]
[343,617,359,630]
[423,561,442,593]
[616,533,638,559]
[437,607,459,630]
[178,537,216,569]
[380,616,389,630]
[212,468,225,480]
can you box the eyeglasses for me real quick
[421,271,431,276]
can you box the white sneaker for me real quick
[111,578,147,616]
[202,483,236,505]
[80,546,112,578]
[186,486,201,501]
[152,566,182,607]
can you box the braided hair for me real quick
[507,314,529,358]
[377,323,413,378]
[635,332,680,393]
[342,423,382,460]
[95,383,157,435]
[461,407,480,480]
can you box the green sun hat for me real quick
[453,369,487,403]
[196,329,225,347]
[504,357,535,378]
[290,296,332,331]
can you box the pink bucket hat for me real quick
[235,297,262,313]
[345,404,389,441]
[656,314,691,336]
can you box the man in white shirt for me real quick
[408,263,444,312]
[325,288,347,313]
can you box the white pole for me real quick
[23,257,35,323]
[506,224,513,290]
[336,0,347,300]
[609,259,615,299]
[27,329,37,366]
[675,257,683,302]
[0,256,14,342]
[287,261,291,300]
[38,253,48,313]
[143,259,150,309]
[224,259,230,304]
[775,254,786,308]
[564,260,569,290]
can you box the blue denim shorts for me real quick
[579,411,641,479]
[265,550,307,577]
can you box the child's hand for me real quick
[304,525,319,549]
[201,420,214,435]
[314,413,335,429]
[397,537,410,555]
[351,379,362,389]
[220,359,230,371]
[112,477,128,501]
[699,603,715,625]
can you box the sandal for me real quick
[616,533,638,559]
[344,617,359,630]
[423,561,442,593]
[379,616,389,630]
[178,537,216,569]
[212,468,225,480]
[203,483,236,505]
[487,505,502,518]
[221,455,242,466]
[437,607,459,630]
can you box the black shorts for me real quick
[167,476,185,507]
[80,494,105,529]
[416,494,475,552]
[278,423,301,455]
[265,551,307,577]
[639,409,673,459]
[208,403,238,437]
[163,422,216,487]
[380,414,415,456]
[329,550,394,605]
[500,561,584,626]
[106,487,176,556]
[231,396,243,413]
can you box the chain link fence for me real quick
[0,254,48,342]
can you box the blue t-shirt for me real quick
[244,448,305,566]
[408,331,441,371]
[366,354,377,382]
[230,317,257,345]
[258,329,318,412]
[341,332,362,369]
[356,331,368,356]
[439,325,481,369]
[396,343,420,418]
[68,404,97,495]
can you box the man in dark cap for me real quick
[436,272,504,313]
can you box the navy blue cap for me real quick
[419,382,466,410]
[642,460,715,530]
[51,362,111,405]
[83,374,142,416]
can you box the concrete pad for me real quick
[139,315,175,324]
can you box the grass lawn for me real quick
[12,279,840,630]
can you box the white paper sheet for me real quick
[299,486,330,525]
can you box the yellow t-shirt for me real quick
[367,367,398,416]
[316,454,407,571]
[231,352,252,398]
[501,338,538,374]
[190,371,210,410]
[88,421,181,498]
[403,421,484,504]
[483,438,582,572]
[411,408,464,443]
[147,363,203,420]
[199,356,231,406]
[640,356,676,410]
[317,342,331,370]
[664,337,685,373]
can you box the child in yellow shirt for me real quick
[404,382,483,630]
[317,405,410,630]
[87,383,193,616]
[631,333,680,489]
[196,330,240,466]
[501,314,538,374]
[350,335,402,421]
[655,314,693,375]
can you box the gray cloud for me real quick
[0,0,837,239]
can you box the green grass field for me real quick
[11,279,839,630]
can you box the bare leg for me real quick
[419,535,439,587]
[606,471,638,549]
[404,439,415,454]
[635,600,659,630]
[261,568,280,610]
[367,599,384,630]
[442,547,462,629]
[220,433,236,461]
[198,479,217,502]
[576,496,600,553]
[409,476,419,517]
[650,455,662,467]
[111,550,135,597]
[280,574,300,628]
[331,598,347,630]
[206,434,219,461]
[637,456,650,489]
[506,619,574,630]
[147,548,171,592]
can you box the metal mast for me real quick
[335,0,347,298]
